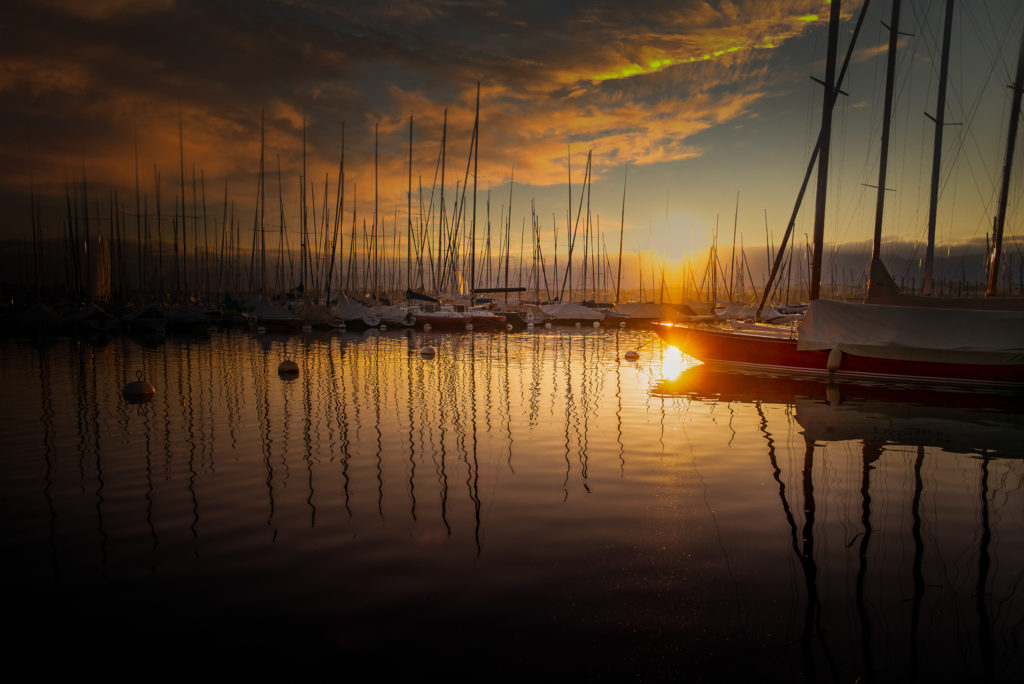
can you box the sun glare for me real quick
[660,344,685,382]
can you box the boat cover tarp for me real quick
[798,299,1024,364]
[540,302,605,321]
[250,298,298,320]
[369,304,414,326]
[332,297,380,326]
[611,302,682,321]
[715,303,794,322]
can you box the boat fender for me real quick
[827,348,842,372]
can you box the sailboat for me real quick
[655,0,1024,389]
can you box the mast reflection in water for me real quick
[1,329,1022,680]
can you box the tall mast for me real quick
[615,165,627,304]
[407,116,413,294]
[923,0,955,295]
[871,0,902,262]
[373,122,379,301]
[179,104,188,299]
[809,0,842,301]
[987,24,1024,296]
[756,0,871,318]
[471,83,480,302]
[301,118,307,297]
[438,110,447,293]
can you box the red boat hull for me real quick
[653,323,1024,388]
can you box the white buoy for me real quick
[465,323,474,331]
[592,321,600,328]
[505,324,513,331]
[624,350,639,361]
[575,322,582,328]
[123,371,156,403]
[278,359,299,376]
[256,326,266,334]
[545,322,552,329]
[527,322,534,329]
[419,345,436,357]
[619,321,627,328]
[423,323,432,331]
[379,324,388,331]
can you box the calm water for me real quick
[2,328,1023,681]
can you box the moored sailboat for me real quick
[655,0,1024,389]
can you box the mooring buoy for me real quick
[419,345,436,357]
[278,359,299,377]
[123,371,156,403]
[624,350,639,361]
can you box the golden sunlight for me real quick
[660,344,685,382]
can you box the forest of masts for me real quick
[9,95,1024,311]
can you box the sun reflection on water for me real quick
[660,344,687,381]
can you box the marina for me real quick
[4,1,1024,679]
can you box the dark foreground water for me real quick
[2,328,1023,681]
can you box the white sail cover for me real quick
[797,299,1024,364]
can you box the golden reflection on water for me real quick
[659,344,686,381]
[2,329,1024,681]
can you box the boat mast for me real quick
[756,0,870,318]
[407,116,412,295]
[923,0,955,296]
[471,83,480,303]
[809,0,842,301]
[614,165,627,304]
[871,0,903,263]
[987,25,1024,296]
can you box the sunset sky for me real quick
[3,0,1024,286]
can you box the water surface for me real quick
[1,329,1022,681]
